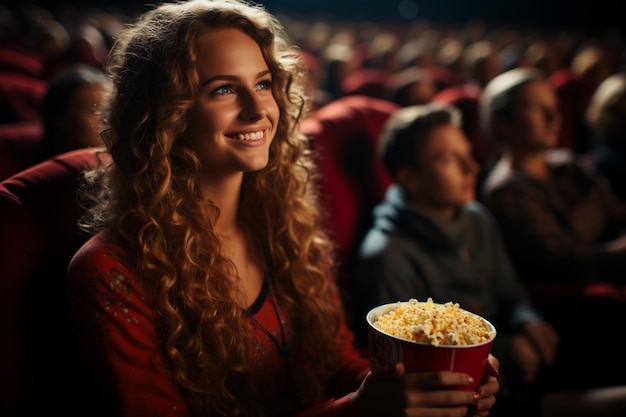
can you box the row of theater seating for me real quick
[0,121,43,182]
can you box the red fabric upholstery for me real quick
[549,68,595,153]
[0,121,43,181]
[0,47,45,79]
[0,147,107,416]
[300,95,399,303]
[424,65,462,92]
[0,72,47,123]
[340,68,392,99]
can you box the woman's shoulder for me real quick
[69,229,134,280]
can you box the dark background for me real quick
[263,0,621,33]
[9,0,625,35]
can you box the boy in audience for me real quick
[351,102,559,416]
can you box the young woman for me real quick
[67,1,499,416]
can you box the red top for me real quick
[68,230,370,417]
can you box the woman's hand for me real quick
[471,354,500,417]
[351,360,496,417]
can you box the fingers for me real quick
[354,365,484,417]
[368,361,404,381]
[404,369,477,390]
[404,387,479,408]
[485,354,500,377]
[476,372,499,399]
[374,363,477,390]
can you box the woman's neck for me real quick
[201,174,263,307]
[202,174,243,233]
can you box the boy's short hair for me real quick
[378,103,461,178]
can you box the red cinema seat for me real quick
[0,72,47,123]
[0,47,45,79]
[0,147,109,417]
[0,121,43,181]
[300,95,400,307]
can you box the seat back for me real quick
[0,147,106,416]
[0,47,45,79]
[300,95,399,311]
[0,121,44,182]
[0,72,47,124]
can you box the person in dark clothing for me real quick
[351,102,558,416]
[479,67,626,412]
[37,64,110,161]
[585,71,626,201]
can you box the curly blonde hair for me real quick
[78,1,344,415]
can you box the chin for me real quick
[245,160,270,173]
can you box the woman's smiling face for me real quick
[186,27,280,180]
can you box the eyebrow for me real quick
[201,69,272,87]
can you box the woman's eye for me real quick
[212,84,234,95]
[257,79,273,90]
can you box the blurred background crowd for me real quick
[2,1,626,416]
[1,0,625,171]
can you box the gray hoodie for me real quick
[351,184,541,347]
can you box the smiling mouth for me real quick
[227,130,264,141]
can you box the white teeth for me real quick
[230,131,264,141]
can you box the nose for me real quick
[240,90,268,120]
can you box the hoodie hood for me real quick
[373,184,471,253]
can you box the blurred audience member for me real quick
[461,40,504,89]
[36,64,110,162]
[585,72,626,201]
[384,66,436,107]
[524,39,567,77]
[19,4,72,79]
[63,22,109,70]
[397,33,459,92]
[318,29,360,102]
[549,41,615,154]
[352,103,559,416]
[298,49,331,110]
[361,29,400,73]
[480,67,626,389]
[434,35,464,80]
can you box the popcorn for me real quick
[373,298,495,346]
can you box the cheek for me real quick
[266,97,280,123]
[186,106,224,145]
[416,170,451,197]
[430,168,470,195]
